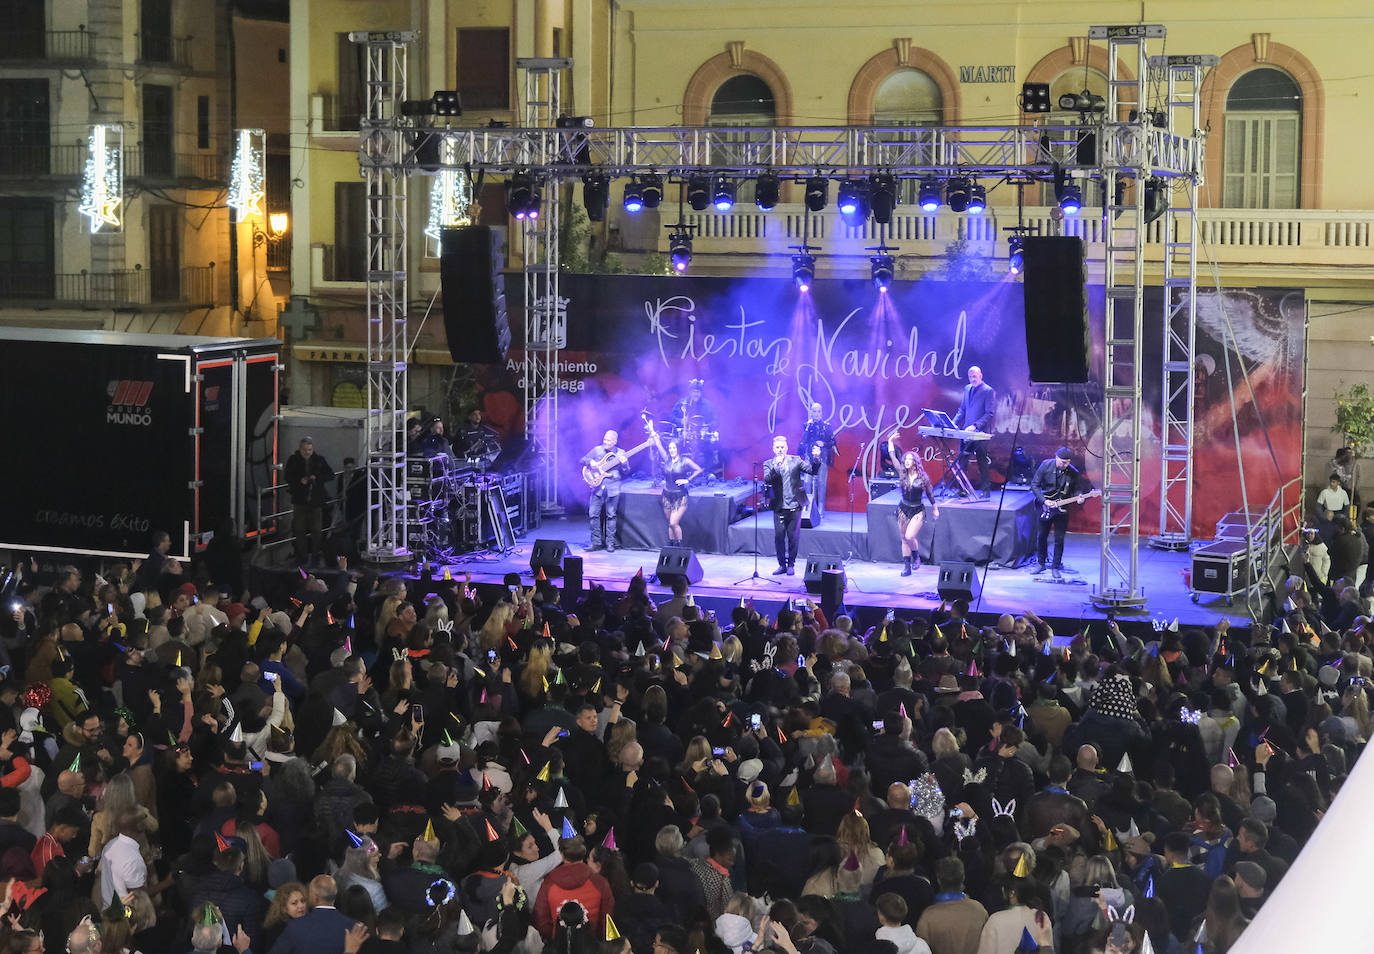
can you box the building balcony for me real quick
[0,265,217,309]
[0,29,97,63]
[0,144,88,178]
[621,204,1374,278]
[137,32,193,70]
[124,147,225,184]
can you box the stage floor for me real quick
[443,517,1255,630]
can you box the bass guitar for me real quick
[1041,488,1100,521]
[582,413,656,488]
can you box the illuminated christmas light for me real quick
[78,124,123,233]
[425,135,472,250]
[227,128,266,220]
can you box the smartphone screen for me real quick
[750,714,762,731]
[487,649,498,664]
[871,720,884,731]
[250,761,263,771]
[412,704,424,721]
[712,747,726,757]
[557,728,570,738]
[264,672,277,682]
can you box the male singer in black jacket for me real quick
[764,436,822,575]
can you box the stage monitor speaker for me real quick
[936,562,982,603]
[655,546,704,587]
[441,226,510,364]
[819,569,845,614]
[804,554,845,595]
[561,556,583,611]
[529,538,566,578]
[1022,236,1089,384]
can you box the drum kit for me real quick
[671,414,721,475]
[406,451,520,560]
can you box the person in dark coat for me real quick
[652,825,706,920]
[615,863,674,954]
[803,758,856,836]
[268,875,356,954]
[867,715,930,798]
[1157,832,1212,945]
[188,847,268,948]
[283,438,333,566]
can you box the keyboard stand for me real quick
[930,434,977,498]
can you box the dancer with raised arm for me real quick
[650,432,703,546]
[887,431,940,576]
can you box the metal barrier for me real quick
[252,471,348,562]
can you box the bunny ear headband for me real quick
[991,797,1016,818]
[1104,905,1136,923]
[436,619,454,635]
[393,647,407,662]
[962,767,988,786]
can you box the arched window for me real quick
[1223,68,1301,208]
[870,69,942,204]
[708,75,776,204]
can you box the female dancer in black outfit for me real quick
[652,434,703,544]
[887,432,939,575]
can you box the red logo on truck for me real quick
[106,380,154,425]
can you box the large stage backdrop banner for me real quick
[477,274,1304,540]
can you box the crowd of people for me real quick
[0,532,1360,954]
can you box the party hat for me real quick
[1117,752,1133,774]
[1258,657,1275,677]
[1141,933,1156,954]
[443,567,452,581]
[1042,640,1052,656]
[176,649,182,667]
[479,688,488,704]
[68,753,81,774]
[896,827,908,847]
[554,668,565,685]
[215,831,230,852]
[483,818,499,841]
[604,915,621,942]
[634,567,644,579]
[511,816,528,838]
[1288,655,1298,672]
[554,787,569,808]
[507,633,519,651]
[333,708,347,726]
[721,711,734,729]
[1127,819,1140,839]
[346,829,364,848]
[853,797,863,816]
[603,828,618,851]
[230,723,243,744]
[343,635,352,653]
[591,678,601,695]
[561,817,576,839]
[327,610,336,625]
[541,676,550,693]
[1019,927,1039,951]
[1227,748,1240,769]
[1104,828,1119,852]
[787,787,801,807]
[634,641,646,657]
[777,726,787,745]
[456,909,474,934]
[710,643,723,660]
[967,659,979,678]
[1013,851,1031,878]
[899,703,908,720]
[536,763,551,782]
[202,903,219,926]
[425,818,440,842]
[536,567,547,582]
[879,626,889,643]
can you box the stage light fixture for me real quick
[804,176,829,212]
[668,230,693,273]
[1007,235,1024,275]
[1020,82,1051,114]
[837,179,864,216]
[640,174,664,209]
[1058,182,1082,215]
[869,174,896,225]
[946,177,971,213]
[918,177,942,213]
[712,177,736,212]
[1144,176,1169,224]
[870,253,894,292]
[755,172,781,211]
[966,182,987,215]
[505,172,541,220]
[622,180,644,213]
[582,174,610,222]
[687,173,711,211]
[792,252,816,292]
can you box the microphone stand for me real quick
[843,444,865,592]
[734,459,781,587]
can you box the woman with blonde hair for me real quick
[312,725,369,771]
[481,602,516,653]
[518,640,553,700]
[834,812,884,888]
[373,595,402,643]
[605,720,637,767]
[261,881,308,952]
[89,773,156,859]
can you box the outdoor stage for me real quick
[441,515,1257,632]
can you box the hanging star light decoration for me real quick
[79,124,123,233]
[227,128,266,220]
[425,135,472,247]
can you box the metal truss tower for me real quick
[517,57,572,515]
[1150,54,1218,551]
[352,31,413,563]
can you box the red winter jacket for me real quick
[533,860,615,939]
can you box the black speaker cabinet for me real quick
[561,556,584,610]
[804,553,844,595]
[1022,236,1089,384]
[936,562,982,603]
[818,569,845,614]
[655,546,704,586]
[441,226,510,364]
[529,538,566,577]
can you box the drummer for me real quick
[670,377,721,476]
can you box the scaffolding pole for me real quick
[1150,54,1217,551]
[517,57,572,515]
[352,30,414,563]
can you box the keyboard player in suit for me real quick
[952,365,995,497]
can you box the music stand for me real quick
[921,409,976,498]
[923,408,957,430]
